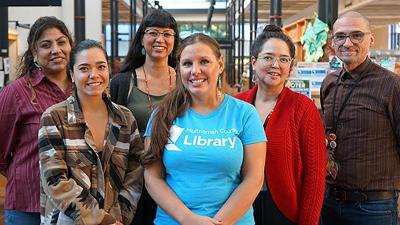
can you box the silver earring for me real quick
[33,58,42,70]
[217,75,222,89]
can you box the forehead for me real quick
[75,48,107,64]
[181,42,218,59]
[260,38,290,55]
[38,27,65,41]
[333,17,369,33]
[145,26,174,31]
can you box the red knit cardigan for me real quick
[235,86,326,225]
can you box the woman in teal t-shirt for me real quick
[142,33,267,225]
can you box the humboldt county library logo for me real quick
[165,125,238,151]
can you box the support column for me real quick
[110,0,119,69]
[130,0,137,39]
[270,0,282,27]
[318,0,338,29]
[74,0,85,43]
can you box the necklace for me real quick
[142,66,172,111]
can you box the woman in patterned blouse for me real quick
[38,40,144,225]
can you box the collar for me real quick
[28,68,47,87]
[342,57,372,80]
[66,92,128,126]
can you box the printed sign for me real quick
[287,78,311,98]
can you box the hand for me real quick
[112,221,124,225]
[182,213,222,225]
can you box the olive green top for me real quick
[127,85,166,138]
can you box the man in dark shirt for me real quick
[320,11,400,225]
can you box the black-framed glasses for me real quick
[256,54,293,67]
[332,31,371,45]
[144,29,175,39]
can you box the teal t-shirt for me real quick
[144,95,266,225]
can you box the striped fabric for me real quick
[39,94,144,225]
[321,58,400,190]
[0,68,72,212]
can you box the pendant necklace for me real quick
[142,66,172,111]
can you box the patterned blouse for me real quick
[39,93,144,225]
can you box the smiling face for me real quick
[179,42,224,102]
[32,27,72,76]
[332,16,374,71]
[141,26,175,60]
[252,38,292,90]
[72,47,109,98]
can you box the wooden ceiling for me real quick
[253,0,318,22]
[101,0,400,28]
[251,0,400,28]
[102,0,142,23]
[340,0,400,28]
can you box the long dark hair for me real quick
[17,16,74,78]
[143,33,221,166]
[252,25,295,60]
[120,9,179,73]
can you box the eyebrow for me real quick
[145,28,174,33]
[77,61,107,66]
[38,36,67,43]
[259,52,290,57]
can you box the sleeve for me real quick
[143,110,156,138]
[297,102,326,225]
[38,110,116,225]
[117,114,144,224]
[240,105,267,145]
[0,86,19,175]
[389,78,400,154]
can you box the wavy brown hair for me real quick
[143,33,222,166]
[16,16,73,104]
[17,16,73,78]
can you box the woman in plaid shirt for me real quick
[38,40,144,225]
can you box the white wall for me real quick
[85,0,103,42]
[8,0,103,57]
[9,6,65,56]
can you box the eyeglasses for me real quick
[144,29,175,39]
[256,54,293,67]
[332,31,371,45]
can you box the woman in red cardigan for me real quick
[235,25,326,225]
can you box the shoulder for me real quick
[278,89,318,120]
[41,99,69,126]
[227,94,253,108]
[322,69,340,87]
[225,95,257,118]
[372,63,400,80]
[110,71,132,85]
[111,102,136,123]
[234,89,252,101]
[286,88,314,106]
[0,78,27,104]
[43,99,68,115]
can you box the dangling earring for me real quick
[217,74,224,102]
[141,47,146,56]
[33,58,42,70]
